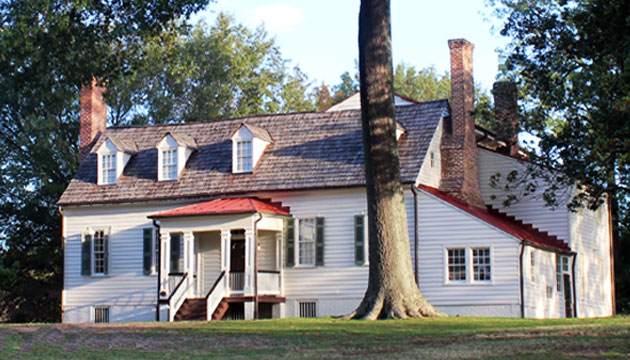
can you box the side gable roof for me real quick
[417,184,573,254]
[58,100,447,206]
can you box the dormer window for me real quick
[102,154,116,184]
[236,140,253,172]
[231,123,272,174]
[96,137,137,185]
[162,149,177,180]
[156,133,196,182]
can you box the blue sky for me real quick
[193,0,508,92]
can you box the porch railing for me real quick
[206,271,227,320]
[258,270,281,295]
[167,272,189,322]
[229,271,245,292]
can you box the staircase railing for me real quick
[229,271,245,292]
[206,270,227,320]
[167,272,189,322]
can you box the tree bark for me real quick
[350,0,442,319]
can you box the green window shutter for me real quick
[143,228,153,275]
[170,233,181,273]
[285,218,295,267]
[103,228,110,275]
[354,215,365,266]
[315,217,325,266]
[81,233,92,276]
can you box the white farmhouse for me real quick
[58,39,614,323]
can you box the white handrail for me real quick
[168,273,189,322]
[206,271,227,320]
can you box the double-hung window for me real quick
[93,230,107,275]
[162,149,177,180]
[101,154,116,184]
[143,228,159,275]
[556,255,570,292]
[285,217,324,267]
[472,248,491,281]
[237,140,252,172]
[447,247,491,284]
[447,248,467,281]
[299,218,316,266]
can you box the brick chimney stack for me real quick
[492,81,520,157]
[79,80,107,163]
[439,39,485,208]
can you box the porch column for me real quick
[183,231,194,298]
[220,229,230,272]
[159,231,170,297]
[244,227,255,320]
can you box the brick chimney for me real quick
[79,80,107,163]
[492,81,519,157]
[439,39,485,208]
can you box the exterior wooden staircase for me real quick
[212,299,230,320]
[174,298,207,321]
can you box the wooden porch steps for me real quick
[212,299,230,320]
[174,298,207,321]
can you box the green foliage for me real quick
[491,0,630,210]
[0,0,212,322]
[107,14,316,125]
[489,0,630,312]
[393,63,451,103]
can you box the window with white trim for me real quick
[93,230,106,275]
[472,248,491,281]
[236,140,253,172]
[447,248,466,281]
[101,154,116,184]
[162,149,177,180]
[298,218,316,266]
[557,255,570,292]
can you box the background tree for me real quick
[0,0,211,322]
[489,0,630,312]
[106,14,316,125]
[351,0,441,319]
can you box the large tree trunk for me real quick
[350,0,442,319]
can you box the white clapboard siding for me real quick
[523,246,564,318]
[198,231,221,296]
[62,202,198,322]
[262,188,416,305]
[258,231,277,270]
[478,149,570,241]
[569,206,613,317]
[416,118,442,188]
[415,191,521,308]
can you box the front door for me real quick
[563,274,573,318]
[230,240,246,291]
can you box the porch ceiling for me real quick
[148,197,291,219]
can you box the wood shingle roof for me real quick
[58,100,448,206]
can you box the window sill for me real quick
[291,264,317,269]
[444,281,493,286]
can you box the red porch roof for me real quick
[149,197,291,218]
[417,185,572,253]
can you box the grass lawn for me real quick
[0,316,629,359]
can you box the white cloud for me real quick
[251,3,305,32]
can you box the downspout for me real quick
[253,212,263,320]
[571,253,578,318]
[410,185,419,286]
[153,219,161,322]
[519,241,525,318]
[58,206,66,323]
